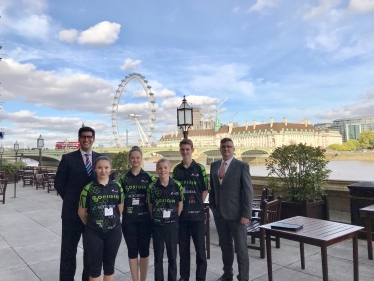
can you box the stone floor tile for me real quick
[0,266,40,281]
[0,247,27,272]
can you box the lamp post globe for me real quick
[37,135,44,167]
[177,96,193,139]
[14,141,19,162]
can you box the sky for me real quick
[0,0,373,149]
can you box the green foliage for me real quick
[266,143,331,202]
[2,161,26,174]
[358,130,374,149]
[112,151,131,175]
[327,140,361,151]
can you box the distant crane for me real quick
[202,97,228,121]
[128,114,150,147]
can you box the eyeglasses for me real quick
[79,136,94,140]
[220,145,233,149]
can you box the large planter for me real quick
[2,173,16,183]
[280,195,329,220]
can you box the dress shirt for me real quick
[80,149,92,166]
[218,157,234,178]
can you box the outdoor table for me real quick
[260,216,363,281]
[359,204,374,260]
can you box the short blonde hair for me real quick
[156,158,171,168]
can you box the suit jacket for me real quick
[54,150,101,219]
[209,158,253,220]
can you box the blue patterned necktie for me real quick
[85,154,92,176]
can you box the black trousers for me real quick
[60,217,89,281]
[122,220,152,259]
[214,215,249,281]
[179,220,207,281]
[153,223,178,281]
[83,226,122,278]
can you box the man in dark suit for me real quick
[209,138,253,281]
[55,127,101,281]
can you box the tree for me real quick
[266,143,331,201]
[112,151,131,175]
[2,161,26,174]
[342,139,360,151]
[327,144,343,151]
[358,130,374,149]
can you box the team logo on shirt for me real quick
[170,191,179,195]
[189,195,195,204]
[141,180,149,183]
[191,173,199,177]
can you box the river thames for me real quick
[144,160,373,181]
[26,158,373,181]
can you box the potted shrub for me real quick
[2,161,26,183]
[266,143,331,220]
[111,151,130,180]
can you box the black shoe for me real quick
[178,278,187,281]
[217,275,233,281]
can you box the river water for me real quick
[25,158,373,181]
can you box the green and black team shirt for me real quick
[173,160,209,221]
[118,169,156,222]
[147,177,183,225]
[79,180,124,232]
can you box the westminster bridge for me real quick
[2,146,273,167]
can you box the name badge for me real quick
[163,210,171,218]
[132,198,140,205]
[105,207,113,216]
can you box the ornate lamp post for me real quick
[14,141,19,162]
[37,135,44,167]
[0,145,4,169]
[177,96,193,139]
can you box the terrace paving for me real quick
[1,183,373,280]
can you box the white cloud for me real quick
[248,0,278,12]
[303,0,341,21]
[348,0,374,13]
[78,21,121,46]
[0,110,114,148]
[232,6,240,13]
[155,89,176,98]
[59,29,79,44]
[59,21,121,46]
[1,59,115,113]
[189,64,254,97]
[120,58,142,70]
[22,0,47,12]
[0,1,52,41]
[316,90,374,120]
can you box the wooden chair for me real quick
[252,187,273,216]
[247,196,282,258]
[204,204,210,259]
[35,174,44,190]
[0,179,8,204]
[46,175,57,194]
[23,175,34,187]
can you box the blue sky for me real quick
[0,0,373,148]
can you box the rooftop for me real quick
[0,184,373,280]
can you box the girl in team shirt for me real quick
[118,146,156,281]
[78,156,124,281]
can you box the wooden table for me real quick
[360,204,374,260]
[260,216,363,281]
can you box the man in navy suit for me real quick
[55,127,101,281]
[209,138,253,281]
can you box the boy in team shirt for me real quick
[173,139,209,281]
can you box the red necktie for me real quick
[219,161,226,179]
